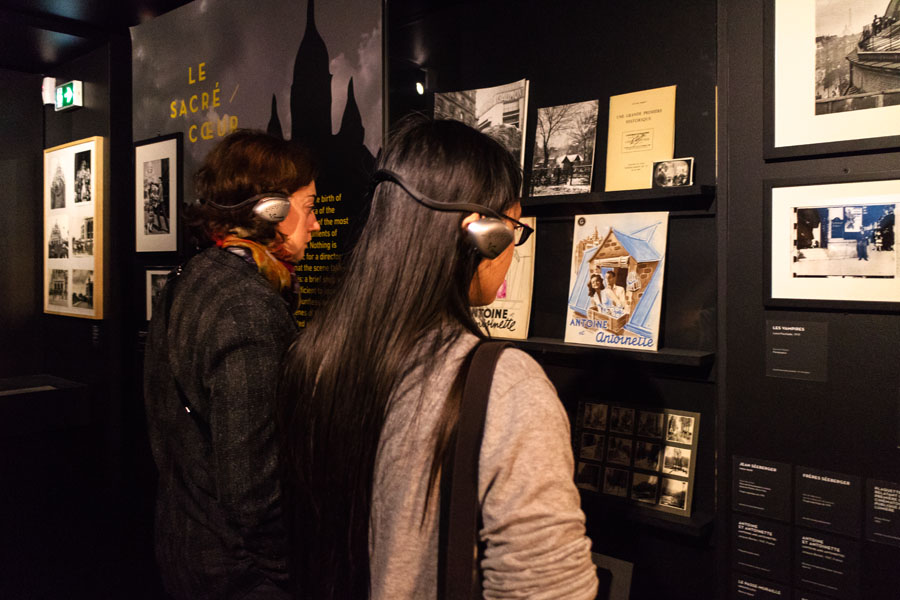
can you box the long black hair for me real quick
[277,116,521,599]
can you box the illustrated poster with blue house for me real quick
[565,212,669,351]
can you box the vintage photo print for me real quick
[636,411,664,438]
[792,203,896,278]
[651,157,693,188]
[659,477,688,510]
[48,269,68,307]
[50,162,65,209]
[631,473,659,504]
[71,269,94,309]
[579,433,604,462]
[603,467,629,497]
[609,406,635,434]
[633,441,662,471]
[607,436,633,466]
[666,414,695,445]
[815,0,900,115]
[47,215,69,259]
[73,149,91,203]
[662,445,692,477]
[582,402,608,431]
[576,462,601,492]
[146,268,171,321]
[71,215,94,257]
[143,157,171,235]
[530,99,599,196]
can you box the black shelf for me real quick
[515,337,715,368]
[523,184,715,208]
[581,491,715,538]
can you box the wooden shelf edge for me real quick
[514,337,715,367]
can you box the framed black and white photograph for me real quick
[529,99,599,197]
[44,136,105,319]
[666,413,695,445]
[609,406,635,435]
[583,402,608,431]
[651,157,693,188]
[631,473,659,504]
[662,446,692,477]
[765,0,900,159]
[135,133,182,252]
[576,462,601,492]
[636,411,664,438]
[603,467,629,498]
[766,175,900,309]
[146,267,173,321]
[607,436,633,466]
[580,433,604,462]
[659,478,689,511]
[633,441,662,471]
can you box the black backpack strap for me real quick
[438,340,511,600]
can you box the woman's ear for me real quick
[460,212,481,231]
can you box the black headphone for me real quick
[371,169,514,259]
[202,193,292,223]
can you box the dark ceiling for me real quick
[0,0,195,74]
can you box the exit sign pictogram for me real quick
[54,80,83,111]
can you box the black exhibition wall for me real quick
[719,1,900,599]
[389,1,719,598]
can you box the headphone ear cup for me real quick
[465,218,514,259]
[252,196,291,222]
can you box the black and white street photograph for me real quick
[50,163,65,209]
[815,0,900,115]
[71,269,94,309]
[48,269,68,307]
[583,402,608,430]
[793,203,896,278]
[579,433,604,461]
[609,406,635,434]
[145,268,171,320]
[652,158,693,188]
[576,462,600,492]
[666,414,695,445]
[143,158,170,235]
[530,99,599,196]
[73,149,91,203]
[48,216,69,259]
[659,478,688,510]
[603,467,629,497]
[662,446,692,477]
[607,436,633,466]
[72,216,94,257]
[636,411,664,438]
[633,441,662,471]
[631,473,659,504]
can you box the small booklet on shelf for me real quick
[472,217,536,340]
[565,211,669,351]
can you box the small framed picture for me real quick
[662,446,692,477]
[609,406,634,434]
[651,157,693,188]
[633,441,662,471]
[606,436,633,466]
[582,402,608,431]
[766,174,900,310]
[636,411,664,438]
[603,467,629,498]
[659,478,689,511]
[579,433,604,462]
[631,473,659,504]
[665,414,695,445]
[145,267,173,321]
[576,462,601,492]
[135,133,182,252]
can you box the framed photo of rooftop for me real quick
[764,0,900,159]
[43,136,106,319]
[135,132,182,252]
[765,174,900,310]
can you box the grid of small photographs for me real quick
[575,401,700,516]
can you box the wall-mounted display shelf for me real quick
[517,337,715,368]
[524,184,715,208]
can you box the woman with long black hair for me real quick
[278,116,597,599]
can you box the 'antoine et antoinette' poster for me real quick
[131,0,383,327]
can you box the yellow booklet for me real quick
[604,85,676,192]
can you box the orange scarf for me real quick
[218,235,298,309]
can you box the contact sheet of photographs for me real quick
[575,402,700,516]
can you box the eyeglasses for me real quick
[501,214,533,247]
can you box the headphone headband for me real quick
[371,170,505,220]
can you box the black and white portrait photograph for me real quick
[143,158,170,235]
[576,462,601,492]
[636,411,664,438]
[666,414,695,445]
[50,163,65,209]
[607,436,633,466]
[662,446,692,477]
[792,203,895,278]
[580,433,604,461]
[146,268,171,321]
[609,406,635,435]
[652,158,693,188]
[631,473,659,504]
[530,99,599,196]
[815,0,900,115]
[603,467,629,498]
[47,216,69,259]
[583,402,608,431]
[48,269,68,307]
[633,441,662,471]
[73,149,91,203]
[659,478,688,510]
[71,269,94,309]
[71,216,94,257]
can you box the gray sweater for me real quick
[370,333,598,599]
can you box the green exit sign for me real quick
[54,80,83,111]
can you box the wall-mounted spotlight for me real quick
[415,81,425,95]
[42,77,56,105]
